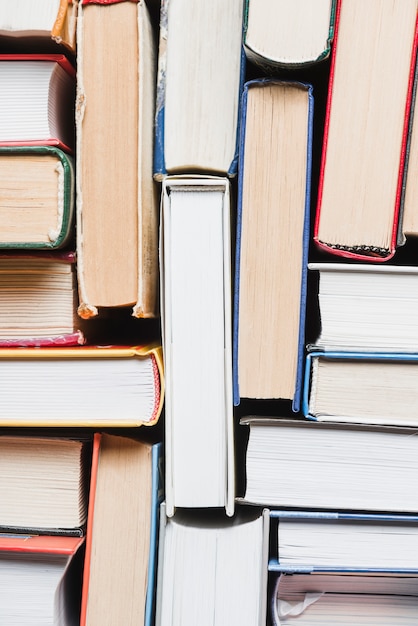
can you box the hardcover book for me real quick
[0,435,89,535]
[239,418,418,512]
[160,176,234,516]
[233,80,313,410]
[0,0,77,50]
[304,351,418,427]
[0,344,164,427]
[0,253,84,347]
[155,507,269,626]
[0,146,74,249]
[268,510,418,573]
[0,534,84,625]
[154,0,244,178]
[76,0,159,318]
[271,573,418,626]
[314,0,418,260]
[0,54,75,152]
[308,263,418,353]
[402,60,418,237]
[81,434,163,626]
[243,0,336,69]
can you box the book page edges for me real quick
[314,1,418,261]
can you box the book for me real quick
[0,533,84,625]
[76,0,158,318]
[0,435,89,534]
[160,176,234,516]
[155,507,269,626]
[0,253,84,347]
[233,80,313,410]
[0,344,164,427]
[308,263,418,352]
[402,61,418,237]
[271,573,418,626]
[239,418,418,512]
[153,0,244,178]
[0,0,77,50]
[314,0,418,261]
[243,0,335,69]
[0,54,75,152]
[80,434,163,626]
[268,510,418,573]
[304,351,418,426]
[0,146,74,249]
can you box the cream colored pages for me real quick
[317,0,417,252]
[76,1,157,316]
[238,83,308,399]
[245,0,333,65]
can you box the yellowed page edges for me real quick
[75,3,97,320]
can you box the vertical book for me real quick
[234,80,313,410]
[81,434,163,626]
[76,0,159,318]
[160,176,234,516]
[154,0,245,178]
[314,0,418,260]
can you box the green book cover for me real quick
[0,145,74,249]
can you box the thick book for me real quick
[233,80,313,410]
[239,418,418,512]
[0,54,75,153]
[314,0,418,261]
[308,263,418,353]
[271,573,418,626]
[268,510,418,573]
[0,435,89,535]
[0,252,84,347]
[76,0,159,318]
[0,146,74,249]
[0,1,77,50]
[0,344,164,427]
[153,0,244,179]
[160,176,234,516]
[80,434,163,626]
[0,533,84,625]
[304,351,418,426]
[155,507,269,626]
[243,0,335,69]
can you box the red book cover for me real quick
[0,54,75,153]
[314,0,418,261]
[0,251,84,347]
[0,534,84,555]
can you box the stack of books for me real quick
[155,0,418,625]
[4,0,418,624]
[0,1,165,624]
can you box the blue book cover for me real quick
[268,509,418,574]
[233,79,314,412]
[303,350,418,423]
[145,442,164,626]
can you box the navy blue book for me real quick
[233,79,313,411]
[269,510,418,574]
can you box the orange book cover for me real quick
[0,344,164,427]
